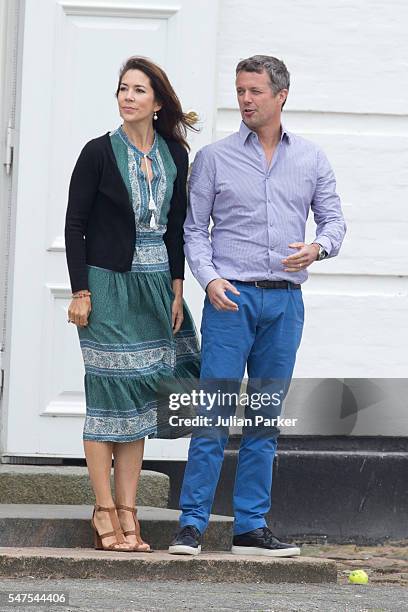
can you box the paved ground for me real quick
[0,543,406,611]
[302,542,408,586]
[0,578,407,611]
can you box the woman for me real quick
[65,57,200,552]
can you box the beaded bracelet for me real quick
[72,291,91,299]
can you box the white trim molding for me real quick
[59,1,180,19]
[45,283,71,298]
[41,394,85,417]
[47,236,65,252]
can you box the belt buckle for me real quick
[254,281,261,288]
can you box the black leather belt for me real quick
[231,280,301,290]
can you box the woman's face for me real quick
[117,69,161,124]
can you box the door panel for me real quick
[5,0,218,458]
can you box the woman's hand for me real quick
[171,295,184,334]
[68,295,92,327]
[171,279,184,334]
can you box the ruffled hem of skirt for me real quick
[82,358,200,442]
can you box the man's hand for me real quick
[282,242,319,272]
[206,279,240,311]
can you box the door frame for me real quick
[1,0,219,461]
[0,0,24,457]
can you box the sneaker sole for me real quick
[231,545,301,557]
[168,544,201,556]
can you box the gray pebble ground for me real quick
[1,578,407,612]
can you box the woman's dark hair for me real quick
[116,56,198,150]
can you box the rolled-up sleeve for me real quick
[312,149,347,257]
[184,148,220,291]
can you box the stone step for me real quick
[0,547,337,583]
[0,505,233,551]
[0,466,169,508]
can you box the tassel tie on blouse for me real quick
[144,153,157,229]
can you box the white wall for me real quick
[201,0,408,434]
[2,0,407,453]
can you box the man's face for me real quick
[235,70,287,131]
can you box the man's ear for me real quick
[279,89,288,107]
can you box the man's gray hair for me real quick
[236,55,290,96]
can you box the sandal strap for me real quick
[116,504,142,539]
[105,542,128,550]
[93,505,126,544]
[116,504,137,513]
[94,505,116,512]
[99,529,118,540]
[123,529,137,536]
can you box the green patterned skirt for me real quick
[78,265,201,442]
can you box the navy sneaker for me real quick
[168,525,202,555]
[232,527,300,557]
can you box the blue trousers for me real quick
[179,282,304,535]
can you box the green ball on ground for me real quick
[348,569,369,584]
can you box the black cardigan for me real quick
[65,132,188,293]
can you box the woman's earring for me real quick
[153,111,158,121]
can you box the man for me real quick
[168,55,346,556]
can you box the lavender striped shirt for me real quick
[184,121,346,291]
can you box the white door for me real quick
[3,0,219,459]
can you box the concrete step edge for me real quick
[0,468,169,508]
[0,504,232,521]
[0,505,233,551]
[0,547,337,583]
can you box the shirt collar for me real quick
[118,125,158,156]
[239,120,291,144]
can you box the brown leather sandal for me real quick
[91,505,132,551]
[116,504,152,552]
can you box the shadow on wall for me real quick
[281,378,407,436]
